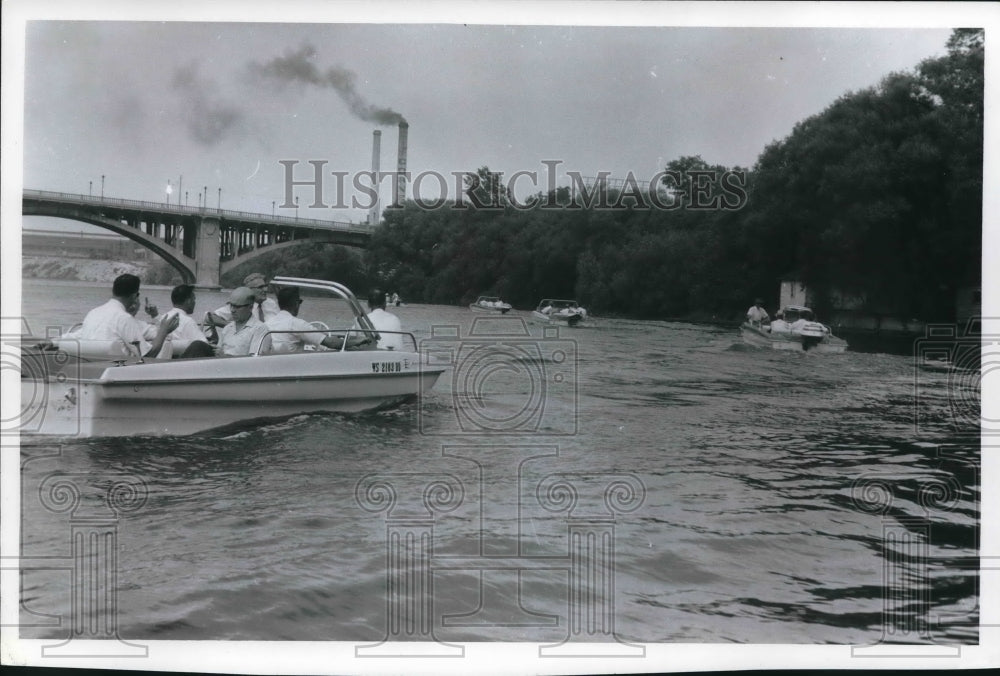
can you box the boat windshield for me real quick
[782,308,815,322]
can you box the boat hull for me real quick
[740,323,847,353]
[20,349,445,437]
[531,311,585,327]
[469,304,511,314]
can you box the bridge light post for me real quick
[185,191,188,207]
[101,175,105,200]
[295,196,299,221]
[272,200,275,217]
[89,181,92,197]
[218,187,221,212]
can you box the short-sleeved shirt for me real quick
[65,298,158,353]
[217,316,269,356]
[161,308,206,353]
[264,310,325,353]
[366,308,404,351]
[747,305,769,323]
[213,296,279,324]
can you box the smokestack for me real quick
[395,121,408,206]
[369,130,382,225]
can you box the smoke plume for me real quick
[172,63,244,146]
[251,44,406,126]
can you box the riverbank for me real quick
[21,255,181,284]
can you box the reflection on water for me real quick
[17,279,978,644]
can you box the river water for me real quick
[15,278,979,647]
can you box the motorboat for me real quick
[18,277,445,437]
[469,295,512,314]
[740,305,848,353]
[531,299,588,327]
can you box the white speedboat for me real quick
[531,299,588,327]
[19,277,445,437]
[469,295,512,314]
[740,305,848,353]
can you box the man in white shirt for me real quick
[364,288,405,351]
[206,272,279,327]
[160,284,215,358]
[746,298,770,327]
[50,273,177,358]
[264,287,370,353]
[216,287,269,356]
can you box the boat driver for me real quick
[360,288,404,351]
[746,298,770,327]
[263,287,371,353]
[215,287,270,356]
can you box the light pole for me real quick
[89,181,92,197]
[166,179,172,205]
[217,187,221,211]
[272,200,275,217]
[101,175,105,200]
[185,191,189,207]
[295,196,299,221]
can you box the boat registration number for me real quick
[372,361,403,373]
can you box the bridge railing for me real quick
[23,189,374,233]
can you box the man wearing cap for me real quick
[206,272,279,327]
[216,287,269,356]
[263,287,371,353]
[746,298,770,327]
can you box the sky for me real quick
[8,3,979,231]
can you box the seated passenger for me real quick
[264,287,369,353]
[45,273,177,358]
[205,272,279,327]
[216,287,269,357]
[160,284,215,358]
[746,298,770,327]
[361,288,404,351]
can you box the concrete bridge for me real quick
[23,189,374,288]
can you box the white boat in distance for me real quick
[20,277,445,437]
[469,295,512,314]
[531,299,588,327]
[740,305,848,353]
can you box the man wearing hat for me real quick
[264,287,371,353]
[216,287,269,356]
[206,272,279,327]
[746,298,770,327]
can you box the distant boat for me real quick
[740,305,847,353]
[469,295,512,314]
[531,299,588,327]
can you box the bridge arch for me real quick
[23,208,197,284]
[24,190,373,288]
[219,231,370,278]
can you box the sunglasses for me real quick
[229,302,252,308]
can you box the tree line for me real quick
[226,29,982,323]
